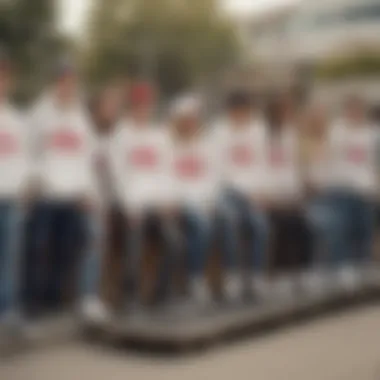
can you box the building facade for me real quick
[237,0,380,104]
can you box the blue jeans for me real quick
[0,201,24,315]
[307,190,375,269]
[78,211,105,300]
[181,208,213,278]
[218,191,270,273]
[29,201,95,310]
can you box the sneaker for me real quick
[80,298,111,327]
[301,270,326,297]
[337,265,360,292]
[189,277,211,307]
[251,275,272,301]
[223,272,243,304]
[273,274,294,302]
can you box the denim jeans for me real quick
[0,201,24,315]
[307,190,375,269]
[180,208,213,278]
[78,210,106,300]
[218,191,270,273]
[29,201,90,310]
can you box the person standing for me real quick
[108,82,178,311]
[322,96,378,289]
[28,58,107,324]
[302,102,336,293]
[265,95,313,299]
[169,94,220,309]
[0,49,30,330]
[214,90,270,304]
[80,85,123,319]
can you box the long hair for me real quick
[266,97,285,137]
[88,86,121,135]
[266,94,298,139]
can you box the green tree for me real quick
[317,52,380,81]
[0,0,68,104]
[84,0,241,97]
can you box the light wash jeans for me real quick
[79,210,106,300]
[307,190,375,269]
[181,208,213,278]
[218,191,270,274]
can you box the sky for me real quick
[60,0,298,36]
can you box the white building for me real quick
[239,0,380,103]
[288,0,380,63]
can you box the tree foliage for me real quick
[0,0,68,103]
[84,0,241,97]
[317,52,380,81]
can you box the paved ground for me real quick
[2,305,380,380]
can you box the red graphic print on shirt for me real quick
[0,131,18,157]
[129,146,159,169]
[346,145,368,164]
[230,145,254,167]
[49,129,83,153]
[175,155,206,179]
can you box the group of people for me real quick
[0,50,379,333]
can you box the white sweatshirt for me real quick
[172,132,220,211]
[0,102,30,199]
[328,120,378,195]
[266,128,303,202]
[213,118,269,197]
[108,120,174,213]
[29,95,98,201]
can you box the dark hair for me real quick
[52,55,77,81]
[225,90,253,110]
[88,88,119,134]
[266,95,296,136]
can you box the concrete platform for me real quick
[2,277,380,357]
[0,313,77,359]
[89,279,380,352]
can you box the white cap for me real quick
[170,94,202,119]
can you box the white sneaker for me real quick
[223,272,243,303]
[80,298,110,326]
[251,275,272,301]
[274,275,294,302]
[337,266,360,292]
[189,277,211,307]
[302,270,326,297]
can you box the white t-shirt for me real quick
[213,118,269,197]
[29,95,98,201]
[172,133,220,211]
[109,120,174,213]
[328,120,378,195]
[0,102,30,199]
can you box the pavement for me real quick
[2,304,380,380]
